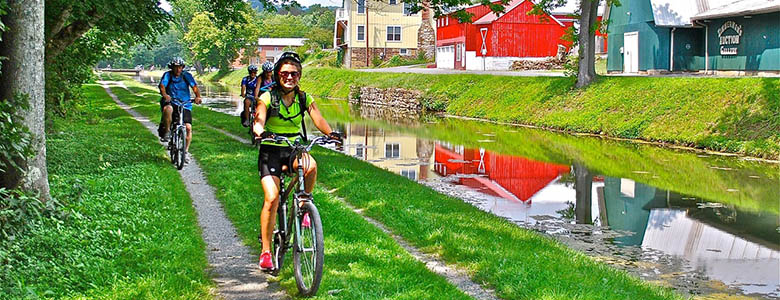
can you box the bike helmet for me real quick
[248,64,258,73]
[168,57,186,69]
[261,61,274,73]
[273,51,302,83]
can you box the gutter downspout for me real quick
[693,20,709,74]
[670,27,676,72]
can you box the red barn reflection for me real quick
[434,143,570,202]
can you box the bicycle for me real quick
[167,99,187,170]
[245,95,258,146]
[259,134,340,297]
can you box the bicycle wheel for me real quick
[293,200,324,297]
[270,201,288,276]
[175,126,186,170]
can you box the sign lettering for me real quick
[718,21,742,56]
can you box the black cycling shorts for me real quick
[160,98,192,124]
[258,145,294,178]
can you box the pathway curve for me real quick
[202,120,500,300]
[99,82,286,300]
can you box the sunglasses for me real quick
[279,71,300,79]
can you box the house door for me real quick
[623,32,639,73]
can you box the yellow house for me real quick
[334,0,435,68]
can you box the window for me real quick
[455,44,461,61]
[274,47,279,51]
[387,26,401,42]
[400,169,417,180]
[403,2,412,15]
[389,0,397,4]
[357,25,365,41]
[400,48,408,55]
[357,0,365,14]
[385,143,400,158]
[355,143,364,158]
[445,17,449,26]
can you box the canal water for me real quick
[135,74,780,299]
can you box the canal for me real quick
[134,74,780,299]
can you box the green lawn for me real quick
[0,84,214,299]
[113,78,683,300]
[108,84,473,299]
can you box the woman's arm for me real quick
[253,97,267,137]
[307,102,333,135]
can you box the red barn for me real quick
[435,0,571,70]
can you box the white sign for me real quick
[718,21,742,56]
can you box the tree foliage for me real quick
[184,6,261,71]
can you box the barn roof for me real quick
[472,0,565,26]
[692,0,780,20]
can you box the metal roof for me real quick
[473,0,565,25]
[256,38,307,47]
[649,0,701,26]
[692,0,780,20]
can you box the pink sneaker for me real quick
[301,213,311,228]
[259,251,273,270]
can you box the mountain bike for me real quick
[260,134,340,297]
[167,99,187,170]
[246,95,258,146]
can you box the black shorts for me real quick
[160,98,192,124]
[258,145,295,178]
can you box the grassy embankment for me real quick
[117,77,681,300]
[0,84,214,299]
[201,67,780,159]
[107,83,472,299]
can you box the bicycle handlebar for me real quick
[258,135,341,152]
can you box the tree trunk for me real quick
[576,0,600,88]
[0,0,51,201]
[573,162,593,224]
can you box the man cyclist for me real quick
[252,51,342,271]
[159,57,202,162]
[241,64,261,127]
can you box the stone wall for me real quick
[350,47,419,68]
[349,86,423,123]
[417,1,435,60]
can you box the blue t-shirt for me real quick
[242,76,260,97]
[160,71,197,110]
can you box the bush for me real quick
[0,189,68,243]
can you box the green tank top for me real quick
[260,91,314,146]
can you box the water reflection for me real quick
[338,122,780,298]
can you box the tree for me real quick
[185,7,261,71]
[0,0,49,200]
[531,0,620,88]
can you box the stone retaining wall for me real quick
[349,86,423,123]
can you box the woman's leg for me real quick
[260,175,281,253]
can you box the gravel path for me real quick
[202,118,499,300]
[100,82,286,300]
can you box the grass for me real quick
[112,78,683,300]
[107,83,472,299]
[0,84,214,299]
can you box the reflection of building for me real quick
[433,143,570,202]
[342,123,436,180]
[600,177,662,245]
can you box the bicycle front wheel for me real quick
[293,200,324,297]
[175,127,186,170]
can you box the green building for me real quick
[607,0,780,74]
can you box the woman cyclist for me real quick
[241,64,261,127]
[260,61,274,90]
[252,51,342,271]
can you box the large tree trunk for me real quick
[0,0,51,201]
[573,162,593,224]
[576,0,600,88]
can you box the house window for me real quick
[389,0,397,4]
[403,2,413,15]
[445,17,449,26]
[355,143,364,158]
[357,0,365,14]
[387,26,401,42]
[385,143,400,158]
[400,169,417,180]
[455,44,461,61]
[400,48,408,55]
[357,25,365,41]
[274,47,279,51]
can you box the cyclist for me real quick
[241,64,261,127]
[159,57,202,162]
[252,51,342,271]
[260,61,275,89]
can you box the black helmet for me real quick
[273,51,302,83]
[262,61,274,73]
[168,57,186,69]
[248,64,258,73]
